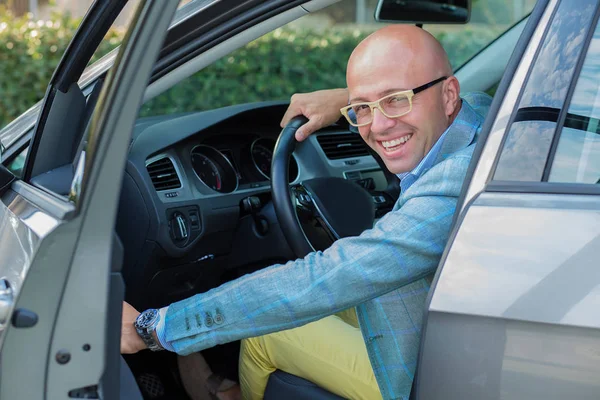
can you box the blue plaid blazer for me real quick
[164,93,492,399]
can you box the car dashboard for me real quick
[118,101,389,306]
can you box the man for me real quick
[122,25,491,400]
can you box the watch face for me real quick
[135,309,159,329]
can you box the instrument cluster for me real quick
[189,137,299,193]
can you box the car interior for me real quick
[0,0,535,398]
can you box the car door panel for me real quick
[431,193,600,326]
[0,189,144,400]
[419,192,600,399]
[0,184,75,399]
[45,2,178,397]
[0,0,178,398]
[419,0,600,397]
[413,0,557,396]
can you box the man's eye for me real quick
[387,96,404,103]
[352,104,370,116]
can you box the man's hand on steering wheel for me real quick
[280,88,349,141]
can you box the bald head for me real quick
[348,25,452,95]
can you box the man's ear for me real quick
[443,76,460,117]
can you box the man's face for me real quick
[348,53,452,174]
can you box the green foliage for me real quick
[0,7,500,128]
[0,6,121,129]
[139,28,370,117]
[139,26,500,118]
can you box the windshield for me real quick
[139,0,535,119]
[1,0,534,157]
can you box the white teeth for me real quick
[382,134,412,149]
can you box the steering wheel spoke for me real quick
[291,184,338,248]
[272,116,376,258]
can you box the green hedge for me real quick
[139,26,500,117]
[139,28,369,117]
[1,7,500,129]
[0,7,121,129]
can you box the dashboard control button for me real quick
[298,193,312,205]
[189,211,200,230]
[171,213,189,241]
[344,171,361,180]
[356,177,375,190]
[242,196,269,235]
[372,195,386,204]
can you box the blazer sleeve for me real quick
[164,149,473,355]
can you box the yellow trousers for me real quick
[238,308,382,400]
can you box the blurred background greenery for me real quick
[0,4,123,129]
[0,0,534,129]
[138,26,501,118]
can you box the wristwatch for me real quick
[134,308,164,351]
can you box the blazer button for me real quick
[205,312,214,327]
[214,309,224,325]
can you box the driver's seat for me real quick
[264,369,418,400]
[264,370,344,400]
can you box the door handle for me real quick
[0,278,14,328]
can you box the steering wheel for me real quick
[271,116,376,258]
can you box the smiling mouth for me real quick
[379,134,413,153]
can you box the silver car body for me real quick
[419,0,600,398]
[1,0,600,398]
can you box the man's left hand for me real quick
[121,301,147,354]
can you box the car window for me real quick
[0,2,144,180]
[0,2,141,132]
[0,0,198,175]
[6,147,27,177]
[139,0,534,118]
[547,20,600,184]
[493,0,598,182]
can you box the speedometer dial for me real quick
[251,140,274,179]
[191,145,238,193]
[191,153,222,191]
[250,138,299,182]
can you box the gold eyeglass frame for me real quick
[340,76,448,127]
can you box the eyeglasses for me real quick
[340,76,448,127]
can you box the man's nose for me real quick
[370,107,396,134]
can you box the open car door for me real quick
[0,1,178,398]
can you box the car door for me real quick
[417,0,600,398]
[0,1,179,399]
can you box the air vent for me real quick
[316,133,370,160]
[147,157,181,191]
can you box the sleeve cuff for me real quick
[156,306,175,352]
